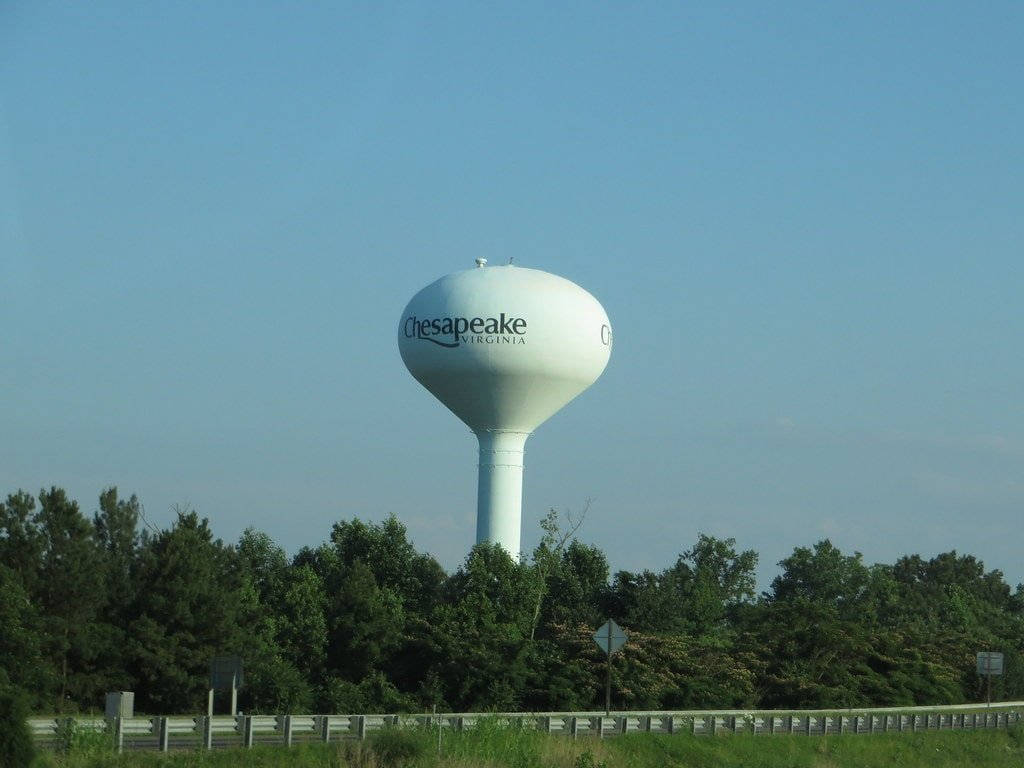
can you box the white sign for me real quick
[593,619,628,656]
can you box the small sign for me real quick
[210,656,245,690]
[977,652,1004,676]
[593,619,628,656]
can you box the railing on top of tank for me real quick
[29,702,1024,753]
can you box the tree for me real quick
[0,565,53,709]
[36,487,105,711]
[91,488,141,693]
[329,515,444,618]
[129,508,243,713]
[527,505,587,641]
[0,683,36,768]
[668,534,758,635]
[0,491,43,595]
[431,543,537,710]
[325,560,403,682]
[750,540,910,708]
[232,530,315,713]
[542,540,610,631]
[605,534,757,637]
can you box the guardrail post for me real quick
[243,715,254,748]
[691,717,698,735]
[202,715,213,750]
[320,715,331,743]
[356,715,366,740]
[768,715,775,735]
[568,716,578,740]
[710,716,717,736]
[281,715,292,747]
[111,717,123,753]
[158,717,169,752]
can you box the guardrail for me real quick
[30,703,1024,753]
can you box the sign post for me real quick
[976,652,1003,707]
[592,619,628,716]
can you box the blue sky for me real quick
[2,2,1022,588]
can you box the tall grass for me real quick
[33,722,1024,768]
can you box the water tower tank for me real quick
[398,260,612,556]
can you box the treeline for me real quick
[1,487,1022,716]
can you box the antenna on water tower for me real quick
[397,262,612,557]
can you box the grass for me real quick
[30,721,1024,768]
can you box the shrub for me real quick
[370,727,430,765]
[0,684,36,768]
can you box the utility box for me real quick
[105,691,134,719]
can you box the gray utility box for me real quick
[105,691,134,719]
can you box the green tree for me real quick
[668,534,758,635]
[605,534,757,637]
[232,530,314,713]
[0,683,36,768]
[431,543,537,711]
[0,491,43,596]
[326,559,403,682]
[329,515,445,618]
[91,488,141,694]
[750,540,905,708]
[542,540,610,632]
[129,508,243,713]
[278,564,328,681]
[36,487,105,711]
[0,564,54,709]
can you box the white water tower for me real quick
[398,260,612,557]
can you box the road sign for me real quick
[593,619,628,717]
[977,652,1004,676]
[210,656,245,690]
[593,619,628,656]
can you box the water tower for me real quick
[398,260,612,556]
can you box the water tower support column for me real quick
[475,429,530,557]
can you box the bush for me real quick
[1008,722,1024,749]
[0,684,36,768]
[370,727,430,765]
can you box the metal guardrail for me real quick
[30,703,1024,752]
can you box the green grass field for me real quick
[31,720,1024,768]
